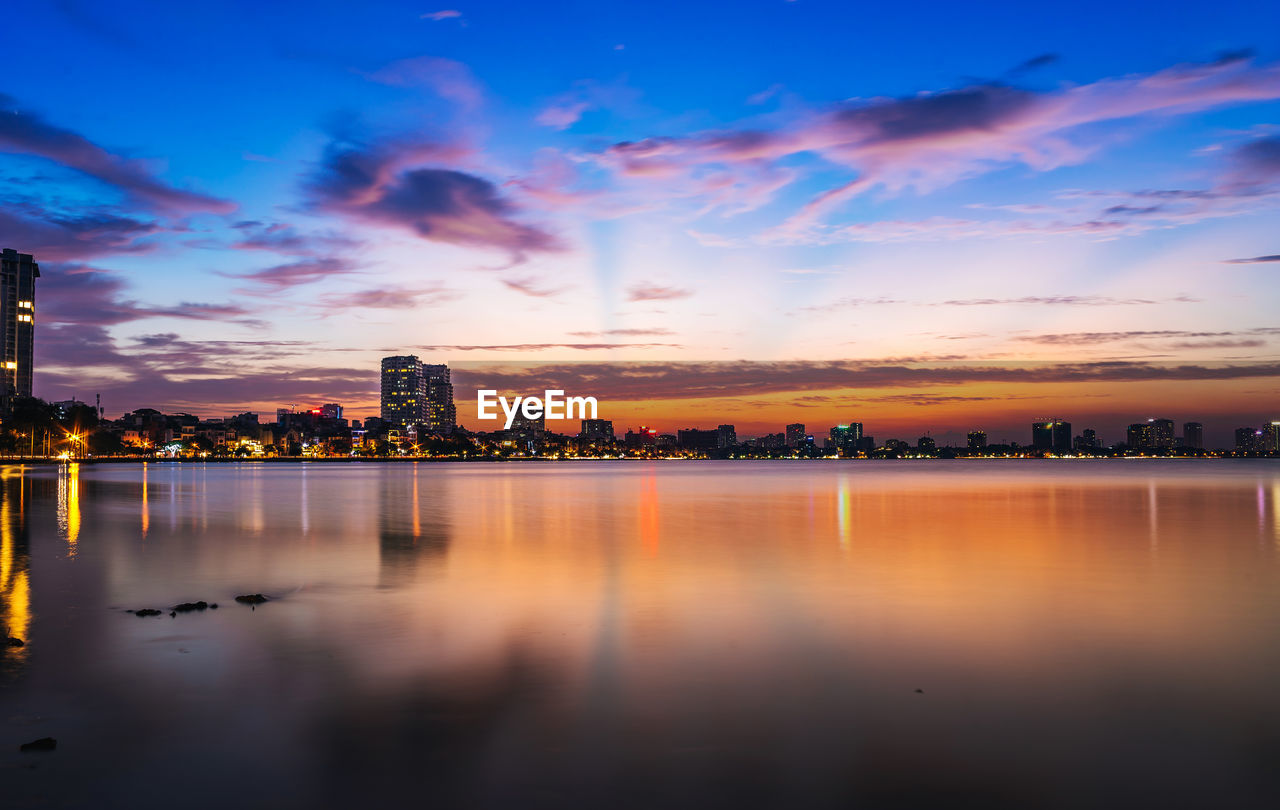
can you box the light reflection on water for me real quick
[2,460,1280,809]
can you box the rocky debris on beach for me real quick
[19,737,56,752]
[234,594,269,605]
[130,609,163,617]
[4,636,23,648]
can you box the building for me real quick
[380,356,455,432]
[716,424,737,449]
[319,403,343,420]
[580,419,614,441]
[421,363,456,434]
[1148,418,1175,449]
[785,423,806,448]
[917,436,936,452]
[1032,420,1071,452]
[1128,423,1155,450]
[1263,421,1280,453]
[677,428,719,451]
[967,431,987,451]
[1074,428,1099,451]
[1235,427,1261,452]
[0,248,39,407]
[1182,422,1203,450]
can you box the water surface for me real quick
[3,460,1280,808]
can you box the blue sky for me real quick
[2,0,1278,439]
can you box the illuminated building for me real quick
[1263,422,1280,453]
[1235,427,1261,452]
[580,419,614,441]
[0,248,39,409]
[1148,418,1175,449]
[380,356,455,432]
[917,436,936,452]
[1074,428,1100,451]
[967,431,987,450]
[319,403,343,420]
[1128,423,1155,449]
[677,428,719,451]
[785,423,806,448]
[1182,422,1203,450]
[1032,420,1071,451]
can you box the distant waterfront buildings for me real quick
[580,418,614,441]
[717,424,737,448]
[0,248,39,408]
[1032,420,1071,452]
[1127,422,1154,449]
[379,356,456,433]
[967,431,987,451]
[785,423,806,448]
[1148,418,1175,449]
[1183,422,1203,450]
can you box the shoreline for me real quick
[1,455,1275,465]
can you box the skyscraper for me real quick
[0,249,39,407]
[380,356,454,432]
[1182,422,1203,450]
[421,363,456,434]
[967,431,987,450]
[1128,423,1155,449]
[1148,418,1175,449]
[1032,420,1071,451]
[785,423,806,448]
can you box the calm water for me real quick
[3,460,1280,808]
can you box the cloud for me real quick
[594,55,1280,233]
[420,10,462,21]
[38,263,261,327]
[305,134,562,263]
[225,257,357,290]
[319,285,460,310]
[363,56,483,111]
[0,92,234,214]
[501,276,567,298]
[416,343,682,351]
[1225,254,1280,264]
[568,328,674,337]
[534,78,642,130]
[448,359,1280,403]
[1015,330,1238,345]
[937,295,1173,307]
[0,204,158,260]
[627,283,692,301]
[229,220,361,256]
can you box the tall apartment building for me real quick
[0,249,39,408]
[380,356,456,433]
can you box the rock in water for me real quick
[4,636,23,648]
[172,601,209,612]
[19,737,56,752]
[134,609,162,617]
[234,594,268,605]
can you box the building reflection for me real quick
[377,464,451,588]
[57,462,80,554]
[1,466,31,672]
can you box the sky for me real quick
[2,0,1279,445]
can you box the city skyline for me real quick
[2,1,1278,439]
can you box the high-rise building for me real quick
[1,248,39,407]
[1263,421,1280,453]
[380,356,455,432]
[1032,420,1071,451]
[716,424,737,448]
[1148,418,1175,449]
[319,403,343,420]
[421,363,456,434]
[1074,428,1099,451]
[967,431,987,450]
[1182,422,1203,450]
[1128,423,1155,449]
[580,419,614,441]
[785,423,806,448]
[917,436,936,452]
[1235,427,1261,452]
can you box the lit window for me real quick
[17,314,32,322]
[3,362,14,370]
[17,301,32,308]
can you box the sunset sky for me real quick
[3,0,1278,445]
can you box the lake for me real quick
[3,460,1280,808]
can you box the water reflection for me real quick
[378,464,451,588]
[0,460,1279,809]
[0,466,30,672]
